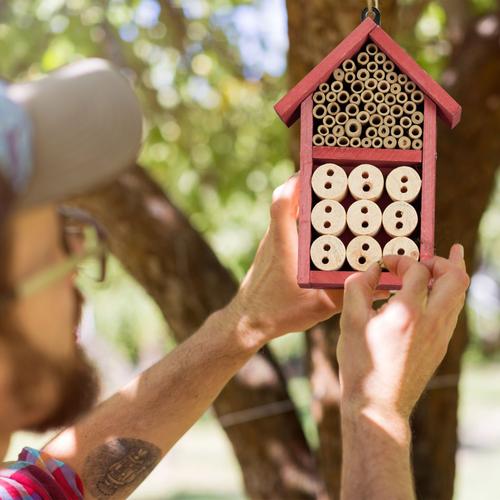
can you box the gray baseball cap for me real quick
[1,58,143,209]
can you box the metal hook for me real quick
[361,6,381,25]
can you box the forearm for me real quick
[43,302,262,500]
[341,406,415,500]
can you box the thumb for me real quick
[343,263,382,320]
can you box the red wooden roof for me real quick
[275,18,461,129]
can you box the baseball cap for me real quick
[1,58,143,209]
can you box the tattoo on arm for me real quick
[83,438,161,499]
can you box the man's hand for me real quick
[230,175,344,346]
[338,244,470,421]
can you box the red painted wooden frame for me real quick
[297,99,438,291]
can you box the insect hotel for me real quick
[274,17,462,289]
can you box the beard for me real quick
[6,288,100,432]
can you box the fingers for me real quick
[270,175,300,228]
[343,263,382,320]
[382,255,431,304]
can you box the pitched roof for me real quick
[274,18,461,129]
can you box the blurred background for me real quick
[2,0,500,499]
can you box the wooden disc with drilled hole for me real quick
[386,166,422,203]
[311,200,347,236]
[347,200,382,236]
[348,164,384,202]
[383,237,420,260]
[346,236,382,271]
[311,236,346,271]
[311,163,348,201]
[383,201,419,237]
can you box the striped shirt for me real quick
[0,448,83,499]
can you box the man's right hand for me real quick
[338,244,470,423]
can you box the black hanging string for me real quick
[361,0,382,25]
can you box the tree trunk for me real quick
[287,2,500,499]
[72,166,323,499]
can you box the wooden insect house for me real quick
[274,16,462,289]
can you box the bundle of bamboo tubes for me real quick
[312,43,425,150]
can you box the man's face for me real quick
[1,204,99,435]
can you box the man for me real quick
[0,59,469,499]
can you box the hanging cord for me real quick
[362,0,381,25]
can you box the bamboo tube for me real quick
[350,137,362,148]
[366,126,378,139]
[367,61,379,73]
[365,102,377,114]
[319,83,330,93]
[312,200,347,235]
[398,137,412,150]
[405,81,417,93]
[391,125,404,138]
[372,137,383,148]
[390,105,404,118]
[318,125,330,136]
[384,115,396,127]
[347,236,382,271]
[385,93,396,106]
[378,125,390,138]
[310,236,346,271]
[357,51,370,66]
[313,134,325,146]
[369,114,383,127]
[326,91,337,102]
[365,78,378,91]
[403,101,417,115]
[313,91,326,104]
[390,83,402,94]
[337,91,350,104]
[347,201,383,236]
[345,119,362,138]
[346,103,359,117]
[313,104,327,119]
[386,166,422,203]
[400,116,412,129]
[411,90,424,104]
[361,90,374,103]
[377,80,390,93]
[398,74,409,85]
[352,80,365,93]
[333,125,345,138]
[323,115,335,127]
[375,52,387,64]
[384,136,397,149]
[337,136,350,147]
[374,69,386,81]
[357,69,370,82]
[361,137,372,148]
[331,81,343,93]
[383,237,420,260]
[342,59,356,72]
[409,125,423,139]
[377,103,390,116]
[374,92,385,104]
[311,163,348,201]
[383,201,419,238]
[357,111,370,124]
[336,112,349,125]
[345,72,356,84]
[383,60,396,73]
[348,164,385,202]
[366,43,379,55]
[349,94,362,105]
[396,92,408,104]
[333,68,345,81]
[327,102,340,115]
[325,134,336,146]
[412,139,423,150]
[412,111,424,125]
[386,72,398,84]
